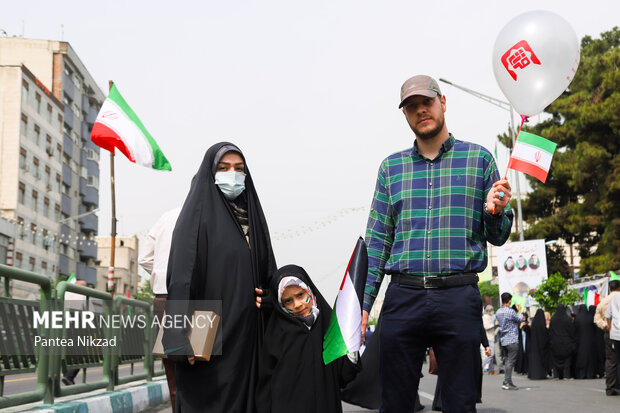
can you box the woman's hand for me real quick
[255,288,263,309]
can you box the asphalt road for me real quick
[141,372,620,413]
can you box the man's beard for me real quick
[410,116,445,140]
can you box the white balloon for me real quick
[492,10,580,117]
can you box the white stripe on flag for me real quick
[511,141,553,172]
[335,272,362,352]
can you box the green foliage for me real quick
[134,279,155,303]
[532,272,582,313]
[478,282,499,303]
[500,27,620,276]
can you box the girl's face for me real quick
[281,285,312,317]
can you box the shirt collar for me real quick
[411,134,456,161]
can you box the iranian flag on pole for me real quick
[584,290,600,307]
[91,83,171,171]
[507,131,557,183]
[323,249,362,365]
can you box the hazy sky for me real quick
[2,1,617,303]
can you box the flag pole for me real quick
[493,115,528,216]
[107,80,116,297]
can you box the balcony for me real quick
[86,106,98,124]
[61,193,72,216]
[79,241,97,260]
[63,105,74,130]
[58,254,70,276]
[81,122,90,142]
[83,266,97,286]
[63,73,74,101]
[81,213,98,233]
[63,134,73,157]
[79,177,86,197]
[81,94,90,113]
[75,261,86,280]
[83,186,98,207]
[62,163,72,186]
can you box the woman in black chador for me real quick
[256,265,360,413]
[574,304,598,379]
[549,303,576,379]
[163,142,276,412]
[527,309,550,380]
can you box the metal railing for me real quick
[0,264,164,409]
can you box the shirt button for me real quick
[430,162,434,166]
[429,182,433,186]
[428,205,432,210]
[427,254,431,258]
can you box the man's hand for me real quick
[486,179,512,215]
[255,288,263,309]
[485,347,492,357]
[188,356,195,365]
[361,310,369,344]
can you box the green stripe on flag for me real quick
[109,84,171,171]
[323,302,349,365]
[517,132,557,154]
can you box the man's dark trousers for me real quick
[380,282,482,413]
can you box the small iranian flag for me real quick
[91,83,171,171]
[584,290,600,307]
[67,273,76,284]
[323,247,363,365]
[507,131,557,183]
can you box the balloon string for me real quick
[493,115,528,215]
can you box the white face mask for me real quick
[214,171,246,200]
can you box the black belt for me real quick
[391,273,478,289]
[154,294,168,299]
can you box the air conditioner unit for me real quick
[43,237,53,247]
[46,146,54,156]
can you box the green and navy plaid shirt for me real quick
[363,134,513,312]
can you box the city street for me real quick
[142,372,619,413]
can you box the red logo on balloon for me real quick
[501,40,541,81]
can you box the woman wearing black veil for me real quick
[163,142,277,412]
[549,303,576,379]
[574,304,597,379]
[527,309,550,380]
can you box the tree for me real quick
[498,27,620,276]
[532,272,582,313]
[478,282,499,307]
[135,279,155,303]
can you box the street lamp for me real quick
[439,78,525,241]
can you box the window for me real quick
[62,184,70,195]
[29,256,35,271]
[21,114,28,137]
[74,76,81,90]
[56,144,62,162]
[21,80,29,104]
[41,261,48,270]
[54,204,60,221]
[47,104,53,123]
[15,252,23,268]
[72,103,80,118]
[86,148,100,162]
[18,182,25,204]
[32,157,40,179]
[32,190,38,213]
[31,223,37,245]
[35,93,41,113]
[45,165,51,186]
[56,173,61,191]
[44,197,50,217]
[57,114,63,133]
[87,175,99,189]
[80,166,87,179]
[33,124,40,145]
[17,217,24,239]
[19,148,27,169]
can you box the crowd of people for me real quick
[485,280,620,398]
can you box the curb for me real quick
[19,381,170,413]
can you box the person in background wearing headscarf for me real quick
[482,305,496,373]
[574,304,598,379]
[595,277,620,396]
[256,265,360,413]
[527,309,550,380]
[590,305,606,379]
[549,303,576,380]
[163,142,277,412]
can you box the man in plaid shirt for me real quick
[361,75,514,413]
[495,292,524,390]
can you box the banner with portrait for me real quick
[497,239,548,306]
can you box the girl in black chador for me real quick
[256,265,360,413]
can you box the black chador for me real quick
[163,142,276,413]
[256,265,360,413]
[527,309,550,380]
[549,303,576,379]
[574,304,597,379]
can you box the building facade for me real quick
[95,236,139,297]
[0,38,104,293]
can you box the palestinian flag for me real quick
[507,131,557,183]
[584,290,600,307]
[323,243,363,365]
[91,83,171,171]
